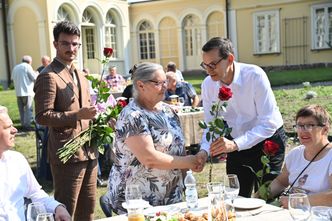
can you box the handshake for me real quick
[188,150,209,172]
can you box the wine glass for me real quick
[36,213,55,221]
[288,193,311,221]
[125,184,142,206]
[178,97,185,107]
[27,202,47,221]
[224,174,240,204]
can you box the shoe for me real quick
[97,177,107,187]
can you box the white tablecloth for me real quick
[95,197,293,221]
[178,111,204,147]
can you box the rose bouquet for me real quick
[199,86,233,182]
[244,140,280,201]
[57,47,126,163]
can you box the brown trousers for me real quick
[50,160,98,221]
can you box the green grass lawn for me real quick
[1,66,332,219]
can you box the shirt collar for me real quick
[231,61,242,86]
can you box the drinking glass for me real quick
[288,193,311,221]
[36,213,55,221]
[27,202,47,221]
[125,184,142,205]
[206,182,227,221]
[224,174,240,204]
[178,97,185,107]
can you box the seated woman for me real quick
[267,104,332,208]
[107,62,202,214]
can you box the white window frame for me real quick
[253,10,280,54]
[138,21,156,60]
[311,3,332,50]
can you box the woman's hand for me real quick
[279,195,289,208]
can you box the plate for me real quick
[226,198,266,209]
[122,200,150,209]
[143,205,181,217]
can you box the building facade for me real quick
[0,0,331,88]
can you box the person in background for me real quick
[167,61,184,82]
[121,64,138,101]
[0,105,71,221]
[11,55,37,131]
[107,62,202,214]
[34,21,98,220]
[164,71,199,107]
[37,55,51,73]
[265,104,332,208]
[196,37,287,197]
[105,65,125,91]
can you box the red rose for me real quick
[117,99,127,108]
[263,140,279,156]
[103,47,113,57]
[218,86,232,101]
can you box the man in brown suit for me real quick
[34,21,97,220]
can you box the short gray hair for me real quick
[132,62,163,98]
[0,105,8,114]
[22,55,32,64]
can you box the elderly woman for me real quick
[267,104,332,208]
[107,62,201,214]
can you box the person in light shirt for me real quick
[196,37,287,197]
[0,105,71,221]
[267,104,332,208]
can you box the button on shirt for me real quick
[200,61,283,152]
[0,151,60,220]
[12,62,37,96]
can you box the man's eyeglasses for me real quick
[58,41,82,49]
[200,57,224,70]
[147,80,168,87]
[293,124,325,132]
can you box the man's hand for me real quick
[210,137,238,157]
[193,150,208,172]
[77,106,97,120]
[54,205,71,221]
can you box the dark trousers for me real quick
[226,126,287,197]
[50,159,98,221]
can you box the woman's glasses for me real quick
[293,124,325,132]
[147,80,168,87]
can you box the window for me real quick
[207,12,224,39]
[57,5,71,21]
[183,15,200,56]
[85,28,95,59]
[253,10,280,54]
[312,3,332,49]
[138,21,155,60]
[105,11,118,58]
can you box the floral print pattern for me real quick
[108,101,185,214]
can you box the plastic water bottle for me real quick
[184,170,198,209]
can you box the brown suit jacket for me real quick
[34,59,98,165]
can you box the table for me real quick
[95,197,292,221]
[178,111,204,147]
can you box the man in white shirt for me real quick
[0,105,71,221]
[196,37,287,197]
[11,55,38,131]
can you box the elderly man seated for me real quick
[0,105,71,221]
[164,71,200,107]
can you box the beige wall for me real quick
[232,0,332,66]
[0,8,8,87]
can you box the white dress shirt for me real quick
[0,151,60,221]
[12,62,37,97]
[200,61,283,152]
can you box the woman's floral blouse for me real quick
[108,101,185,214]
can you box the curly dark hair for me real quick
[53,21,80,41]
